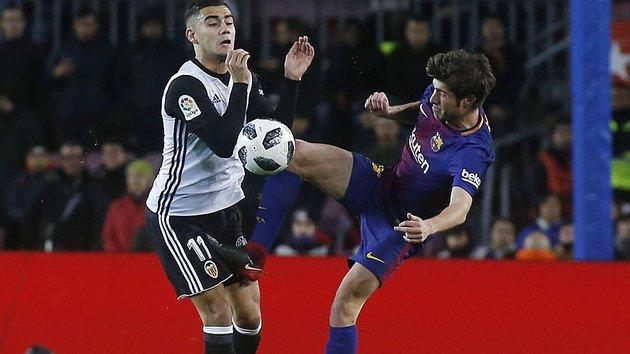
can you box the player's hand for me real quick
[394,213,433,243]
[226,49,251,84]
[284,36,315,81]
[364,92,391,118]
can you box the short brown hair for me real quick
[426,50,496,107]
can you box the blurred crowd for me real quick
[0,3,628,260]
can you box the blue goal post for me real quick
[570,0,614,260]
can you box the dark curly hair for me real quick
[426,50,496,108]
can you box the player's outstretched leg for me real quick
[227,280,262,354]
[226,140,353,280]
[190,286,236,354]
[325,263,380,354]
[245,170,303,274]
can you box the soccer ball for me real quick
[235,119,295,175]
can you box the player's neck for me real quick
[196,54,228,75]
[448,108,480,131]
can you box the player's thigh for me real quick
[226,280,261,328]
[288,139,353,200]
[190,285,232,326]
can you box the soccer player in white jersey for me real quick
[144,1,314,353]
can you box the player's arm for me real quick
[247,74,300,128]
[364,92,419,126]
[165,75,247,157]
[248,36,314,127]
[164,50,251,158]
[394,187,472,243]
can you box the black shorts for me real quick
[145,203,247,299]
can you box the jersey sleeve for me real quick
[247,73,299,128]
[164,74,249,158]
[449,143,494,198]
[247,74,275,120]
[164,75,224,129]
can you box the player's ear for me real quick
[186,27,198,44]
[463,95,476,110]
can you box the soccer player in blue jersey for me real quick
[226,49,496,353]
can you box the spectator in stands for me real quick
[51,8,113,147]
[91,138,129,239]
[275,208,332,256]
[102,159,154,252]
[477,16,524,138]
[3,146,52,249]
[0,6,45,224]
[114,13,184,153]
[615,213,630,261]
[25,141,96,251]
[438,226,474,259]
[256,19,299,99]
[517,195,563,248]
[525,122,572,215]
[554,223,574,260]
[0,5,47,132]
[326,20,384,111]
[516,231,556,261]
[472,218,517,260]
[385,16,439,103]
[365,118,403,167]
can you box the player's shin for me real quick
[248,170,302,266]
[203,325,236,354]
[232,318,262,354]
[325,325,358,354]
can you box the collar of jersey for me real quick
[191,58,231,86]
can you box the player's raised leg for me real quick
[326,263,379,354]
[288,139,354,199]
[238,140,353,280]
[226,281,262,354]
[190,286,236,354]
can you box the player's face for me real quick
[429,79,470,122]
[190,6,235,57]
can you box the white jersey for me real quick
[147,60,251,216]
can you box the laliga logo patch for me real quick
[179,95,201,120]
[204,260,219,279]
[430,132,443,152]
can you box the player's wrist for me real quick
[284,72,302,81]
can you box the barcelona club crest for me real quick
[430,132,443,152]
[204,260,219,279]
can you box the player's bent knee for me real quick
[329,287,369,325]
[233,312,262,330]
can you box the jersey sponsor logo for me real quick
[211,93,222,104]
[366,252,386,264]
[461,168,482,188]
[430,132,444,152]
[204,260,219,278]
[178,95,202,120]
[408,128,430,174]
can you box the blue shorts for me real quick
[339,153,420,285]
